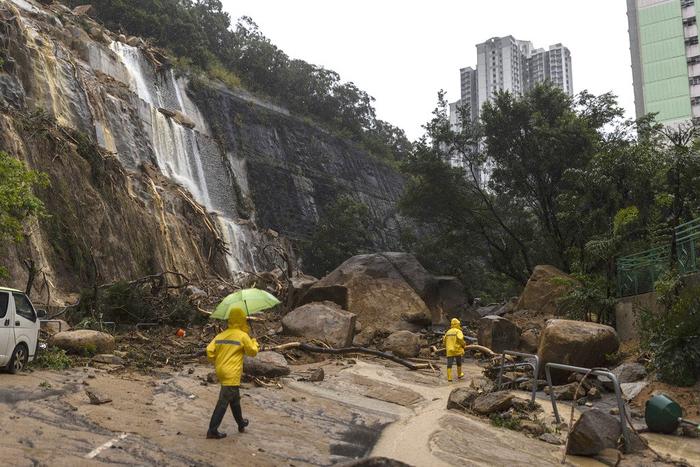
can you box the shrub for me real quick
[640,274,700,386]
[31,347,73,370]
[208,61,242,90]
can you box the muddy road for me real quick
[1,358,698,466]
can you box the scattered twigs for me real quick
[264,341,423,370]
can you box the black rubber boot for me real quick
[238,419,249,433]
[206,431,227,439]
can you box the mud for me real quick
[1,358,698,466]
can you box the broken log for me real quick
[270,342,424,371]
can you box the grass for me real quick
[31,347,74,370]
[489,413,522,431]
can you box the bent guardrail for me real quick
[544,363,630,450]
[495,350,540,403]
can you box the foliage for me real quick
[74,281,201,326]
[639,275,700,386]
[555,275,617,324]
[62,0,408,162]
[301,195,372,277]
[31,347,74,370]
[400,83,700,307]
[489,413,521,431]
[0,151,49,277]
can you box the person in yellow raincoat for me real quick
[206,307,259,439]
[443,318,466,382]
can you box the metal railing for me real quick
[495,350,540,403]
[617,217,700,296]
[544,363,630,450]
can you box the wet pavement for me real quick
[0,358,698,466]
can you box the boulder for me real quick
[519,329,540,353]
[303,253,436,331]
[620,382,648,401]
[307,368,324,382]
[472,391,514,415]
[353,328,376,347]
[434,276,468,319]
[567,409,621,456]
[41,319,71,334]
[477,316,520,353]
[91,354,124,365]
[50,330,115,354]
[288,273,318,307]
[537,319,619,384]
[383,330,421,358]
[544,382,586,401]
[515,265,578,315]
[282,301,356,348]
[446,387,479,411]
[521,420,545,436]
[612,362,646,384]
[243,351,290,378]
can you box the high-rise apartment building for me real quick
[451,35,574,125]
[460,67,479,122]
[627,0,700,126]
[448,35,573,187]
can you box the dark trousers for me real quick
[208,385,244,433]
[446,355,463,368]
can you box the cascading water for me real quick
[109,41,258,273]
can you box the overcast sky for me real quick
[220,0,634,141]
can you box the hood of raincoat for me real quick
[450,318,461,329]
[227,307,249,333]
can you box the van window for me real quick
[0,293,8,319]
[12,293,36,322]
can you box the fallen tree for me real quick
[266,342,428,370]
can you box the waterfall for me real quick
[109,41,258,273]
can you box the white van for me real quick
[0,287,46,373]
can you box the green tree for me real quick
[0,151,48,277]
[302,195,372,277]
[64,1,407,161]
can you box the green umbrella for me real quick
[210,288,281,320]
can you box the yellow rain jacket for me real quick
[443,318,466,357]
[206,307,259,386]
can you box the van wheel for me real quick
[8,344,28,374]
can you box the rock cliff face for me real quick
[0,0,404,302]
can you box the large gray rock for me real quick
[243,351,290,377]
[516,265,579,315]
[472,391,514,415]
[288,274,318,308]
[383,330,421,358]
[567,409,621,456]
[612,362,646,383]
[303,253,435,331]
[537,319,620,384]
[519,328,540,353]
[282,301,356,348]
[544,382,586,401]
[446,387,479,411]
[477,316,520,353]
[49,330,115,354]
